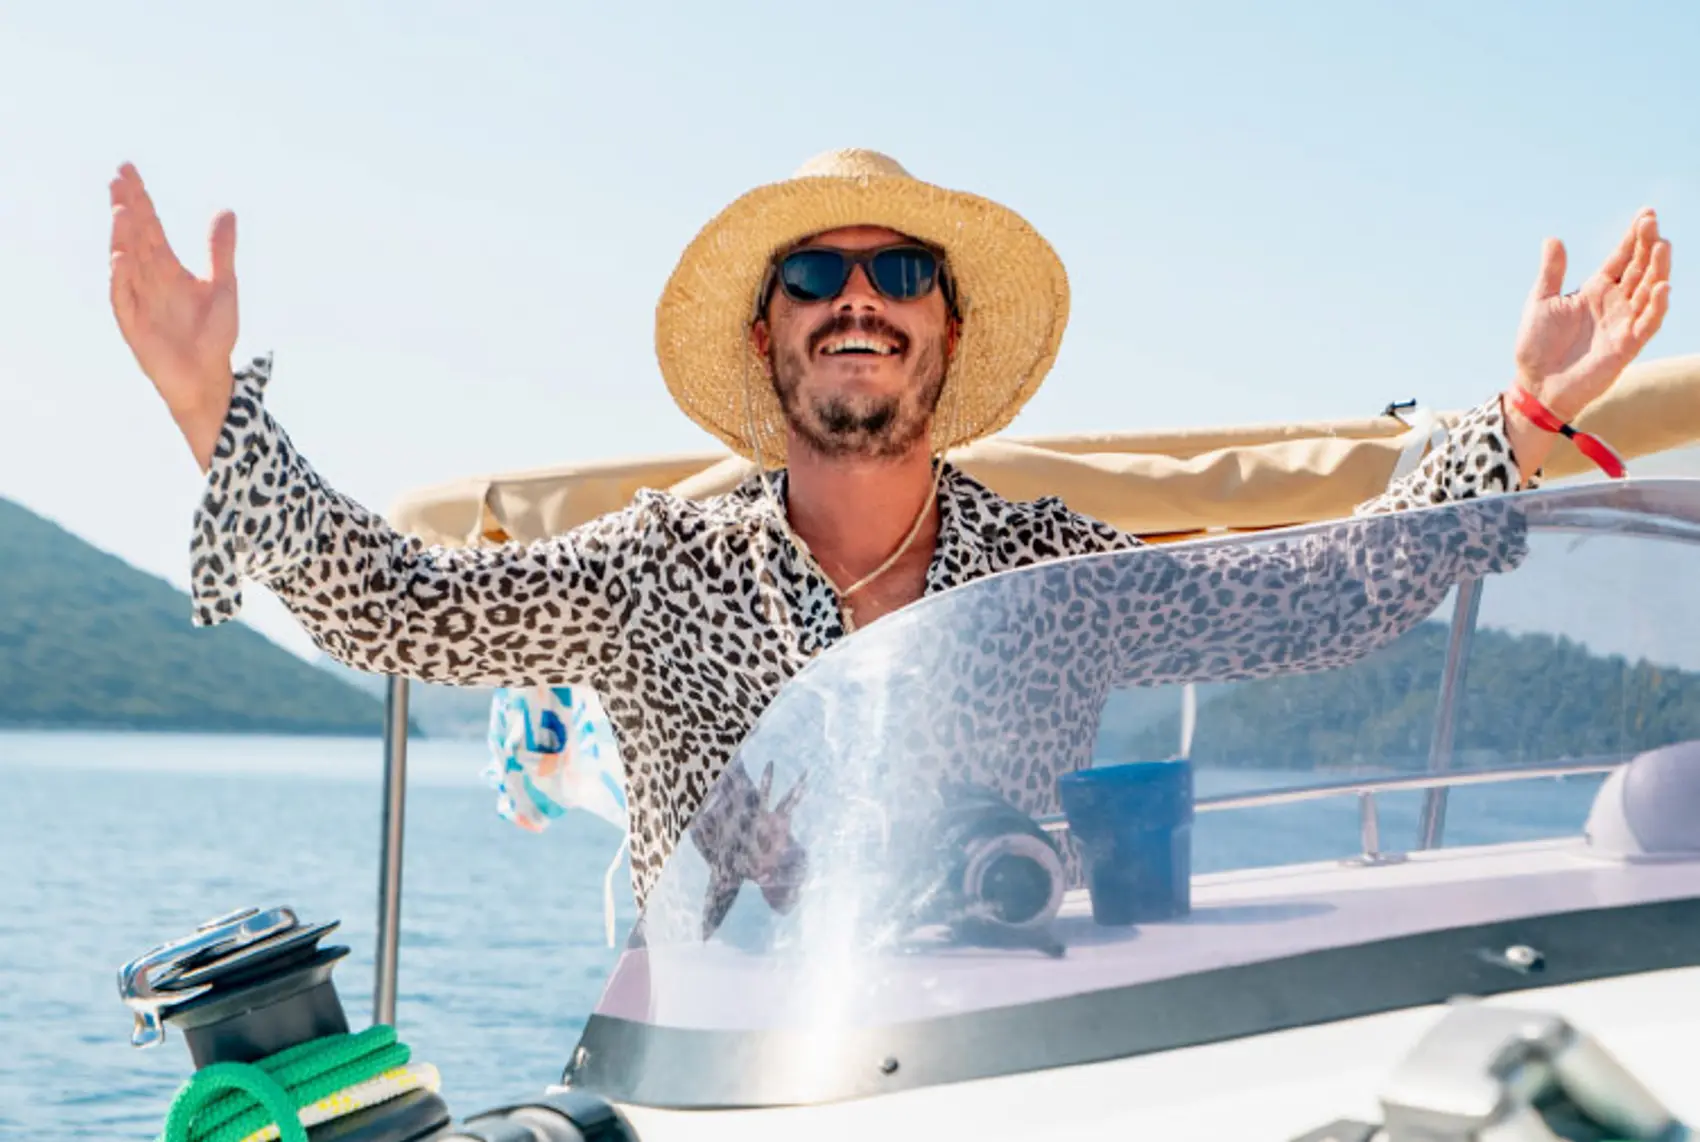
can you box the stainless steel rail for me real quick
[1418,579,1484,849]
[1039,757,1623,862]
[1190,757,1620,813]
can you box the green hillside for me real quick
[1107,622,1700,769]
[0,496,411,736]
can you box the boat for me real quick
[115,354,1700,1141]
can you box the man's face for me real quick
[752,226,955,460]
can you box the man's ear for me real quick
[750,320,773,370]
[946,317,961,359]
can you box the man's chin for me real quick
[808,367,910,405]
[787,416,927,462]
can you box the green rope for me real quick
[160,1026,409,1142]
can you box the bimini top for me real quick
[388,354,1700,547]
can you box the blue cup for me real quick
[1057,759,1194,926]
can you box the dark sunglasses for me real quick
[757,244,958,317]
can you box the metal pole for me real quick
[374,675,410,1027]
[1358,792,1382,861]
[1417,579,1484,850]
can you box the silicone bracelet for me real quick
[1506,386,1628,479]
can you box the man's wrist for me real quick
[1500,389,1551,489]
[1512,371,1589,423]
[172,381,234,475]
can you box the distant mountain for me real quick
[1106,621,1700,770]
[0,496,413,736]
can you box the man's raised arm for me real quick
[1087,208,1673,689]
[110,164,638,689]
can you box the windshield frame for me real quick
[562,478,1700,1110]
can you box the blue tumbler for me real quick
[1057,759,1194,926]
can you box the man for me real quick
[109,149,1672,910]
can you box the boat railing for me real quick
[1038,755,1627,865]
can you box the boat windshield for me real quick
[566,480,1700,1109]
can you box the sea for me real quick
[0,729,1609,1140]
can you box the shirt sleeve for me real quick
[190,355,651,689]
[1040,396,1533,687]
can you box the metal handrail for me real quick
[1189,757,1621,812]
[1417,578,1483,848]
[1039,757,1624,862]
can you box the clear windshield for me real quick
[571,481,1700,1107]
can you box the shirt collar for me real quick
[925,463,994,595]
[732,462,997,595]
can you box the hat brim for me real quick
[654,174,1070,466]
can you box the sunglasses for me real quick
[758,244,957,316]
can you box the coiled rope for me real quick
[159,1025,437,1142]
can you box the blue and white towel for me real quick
[485,685,630,944]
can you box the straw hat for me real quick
[654,149,1071,466]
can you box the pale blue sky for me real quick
[1,1,1696,658]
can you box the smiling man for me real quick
[109,149,1671,907]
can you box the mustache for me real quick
[806,313,911,356]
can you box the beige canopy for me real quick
[390,354,1700,548]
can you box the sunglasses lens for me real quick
[778,250,850,302]
[869,247,938,300]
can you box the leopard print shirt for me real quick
[190,356,1531,907]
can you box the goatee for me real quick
[773,316,948,460]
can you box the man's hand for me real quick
[1513,208,1672,422]
[109,164,239,472]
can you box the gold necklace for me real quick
[761,460,943,631]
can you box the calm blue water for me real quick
[0,730,1606,1140]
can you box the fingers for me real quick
[109,249,139,329]
[109,168,138,263]
[108,162,180,285]
[1629,228,1672,347]
[1631,238,1672,313]
[208,210,238,285]
[1632,281,1671,345]
[1619,212,1660,297]
[1599,207,1655,283]
[109,172,144,327]
[1531,237,1567,300]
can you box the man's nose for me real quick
[833,263,885,314]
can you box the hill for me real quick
[0,496,411,736]
[1106,621,1700,770]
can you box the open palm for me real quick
[109,164,240,463]
[1514,209,1671,422]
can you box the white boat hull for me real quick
[611,966,1700,1141]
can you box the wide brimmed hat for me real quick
[654,149,1071,466]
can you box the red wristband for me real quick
[1505,386,1628,480]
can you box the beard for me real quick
[772,315,949,461]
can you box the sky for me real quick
[1,1,1697,659]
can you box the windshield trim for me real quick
[562,896,1700,1109]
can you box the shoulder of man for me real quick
[619,475,774,540]
[944,465,1143,569]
